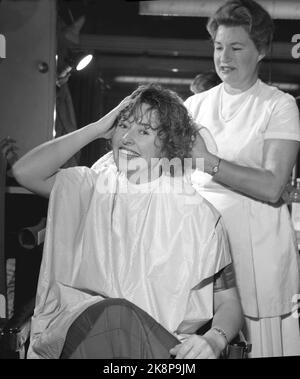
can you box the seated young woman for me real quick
[12,84,243,359]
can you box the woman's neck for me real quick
[224,77,258,95]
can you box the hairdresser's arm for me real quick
[193,134,299,204]
[169,287,243,359]
[12,98,130,198]
[203,287,243,357]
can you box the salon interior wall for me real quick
[0,0,56,159]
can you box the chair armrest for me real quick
[222,331,252,359]
[0,297,35,354]
[1,318,31,353]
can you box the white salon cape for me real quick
[27,163,231,359]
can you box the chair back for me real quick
[0,152,7,318]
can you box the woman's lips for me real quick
[220,66,235,73]
[119,148,140,159]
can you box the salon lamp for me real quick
[56,51,94,86]
[66,51,94,72]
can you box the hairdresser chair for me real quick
[0,225,45,358]
[0,151,7,321]
[225,332,252,359]
[0,151,26,358]
[2,219,46,356]
[0,229,45,358]
[0,180,46,359]
[0,298,34,358]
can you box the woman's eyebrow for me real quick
[140,121,153,128]
[214,40,245,46]
[117,119,131,127]
[231,42,245,46]
[141,120,160,131]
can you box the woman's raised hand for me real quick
[95,96,132,139]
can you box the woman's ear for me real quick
[257,49,266,62]
[258,54,265,62]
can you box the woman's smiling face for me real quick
[214,25,264,93]
[112,103,162,183]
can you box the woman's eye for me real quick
[118,123,128,129]
[139,129,150,135]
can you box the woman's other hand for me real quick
[169,333,223,359]
[281,181,295,204]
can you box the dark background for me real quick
[56,0,300,166]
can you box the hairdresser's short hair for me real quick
[207,0,274,54]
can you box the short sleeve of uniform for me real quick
[184,93,206,121]
[264,93,300,141]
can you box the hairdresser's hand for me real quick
[281,182,294,204]
[95,96,132,139]
[169,334,221,359]
[191,130,210,171]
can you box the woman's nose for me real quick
[122,130,134,145]
[220,47,232,63]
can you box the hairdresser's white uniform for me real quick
[185,79,300,357]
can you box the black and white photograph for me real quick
[0,0,300,364]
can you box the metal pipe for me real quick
[140,0,300,20]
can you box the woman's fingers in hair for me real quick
[98,96,134,139]
[118,96,133,108]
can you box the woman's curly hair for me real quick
[114,83,198,167]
